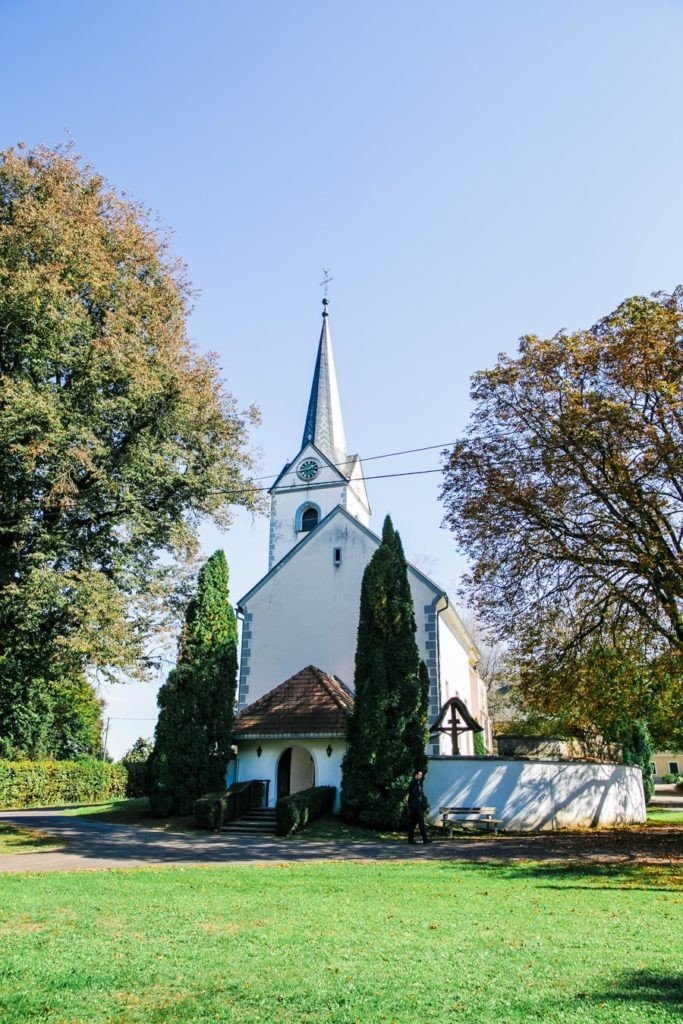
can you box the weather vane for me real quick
[320,268,333,297]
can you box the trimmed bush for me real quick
[122,760,150,797]
[276,786,335,836]
[0,759,127,809]
[120,738,152,797]
[194,791,231,830]
[194,781,270,830]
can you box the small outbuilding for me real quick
[232,665,354,808]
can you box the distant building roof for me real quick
[233,665,354,738]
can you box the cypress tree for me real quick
[341,516,429,828]
[149,550,238,815]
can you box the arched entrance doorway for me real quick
[277,746,315,799]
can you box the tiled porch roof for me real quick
[233,665,354,738]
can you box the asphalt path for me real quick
[1,808,680,873]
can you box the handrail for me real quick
[215,778,270,829]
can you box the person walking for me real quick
[407,769,430,844]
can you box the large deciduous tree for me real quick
[149,550,238,815]
[341,516,429,828]
[441,289,683,743]
[0,670,104,760]
[0,144,259,754]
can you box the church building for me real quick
[232,299,490,806]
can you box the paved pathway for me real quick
[651,786,683,809]
[1,808,680,873]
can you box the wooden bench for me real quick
[439,805,504,835]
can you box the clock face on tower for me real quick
[297,458,320,482]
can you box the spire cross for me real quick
[319,268,333,297]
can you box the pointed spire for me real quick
[301,298,348,465]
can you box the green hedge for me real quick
[275,786,335,835]
[194,790,231,830]
[0,759,127,809]
[121,760,150,798]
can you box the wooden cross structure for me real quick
[429,696,483,755]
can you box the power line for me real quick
[105,717,156,721]
[0,441,454,530]
[205,466,444,497]
[249,441,456,483]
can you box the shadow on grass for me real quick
[450,858,682,890]
[505,970,683,1022]
[590,969,683,1008]
[61,798,197,833]
[0,823,63,854]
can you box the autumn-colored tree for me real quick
[441,289,683,744]
[0,144,260,754]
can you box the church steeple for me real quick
[266,296,370,568]
[301,298,348,468]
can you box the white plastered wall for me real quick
[435,613,476,755]
[269,446,370,568]
[241,510,483,739]
[425,757,646,829]
[240,514,377,705]
[235,738,346,809]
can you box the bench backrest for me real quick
[439,806,496,814]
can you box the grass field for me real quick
[0,822,62,855]
[0,860,680,1024]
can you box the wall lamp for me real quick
[326,745,333,757]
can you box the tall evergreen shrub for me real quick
[612,719,655,803]
[473,728,488,756]
[149,550,238,815]
[341,516,429,828]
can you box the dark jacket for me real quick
[408,776,423,812]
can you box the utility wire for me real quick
[0,441,454,530]
[105,717,156,722]
[249,441,456,483]
[0,465,444,529]
[204,467,443,497]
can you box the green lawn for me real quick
[0,860,679,1024]
[0,822,62,855]
[646,808,683,825]
[60,797,197,832]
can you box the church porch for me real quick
[232,737,345,810]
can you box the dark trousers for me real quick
[408,807,428,843]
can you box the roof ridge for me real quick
[236,664,352,718]
[313,667,353,711]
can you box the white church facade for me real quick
[232,299,491,806]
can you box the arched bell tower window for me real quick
[301,507,319,531]
[296,502,321,533]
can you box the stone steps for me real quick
[220,807,277,836]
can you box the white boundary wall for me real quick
[425,757,646,830]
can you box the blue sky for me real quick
[4,0,683,754]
